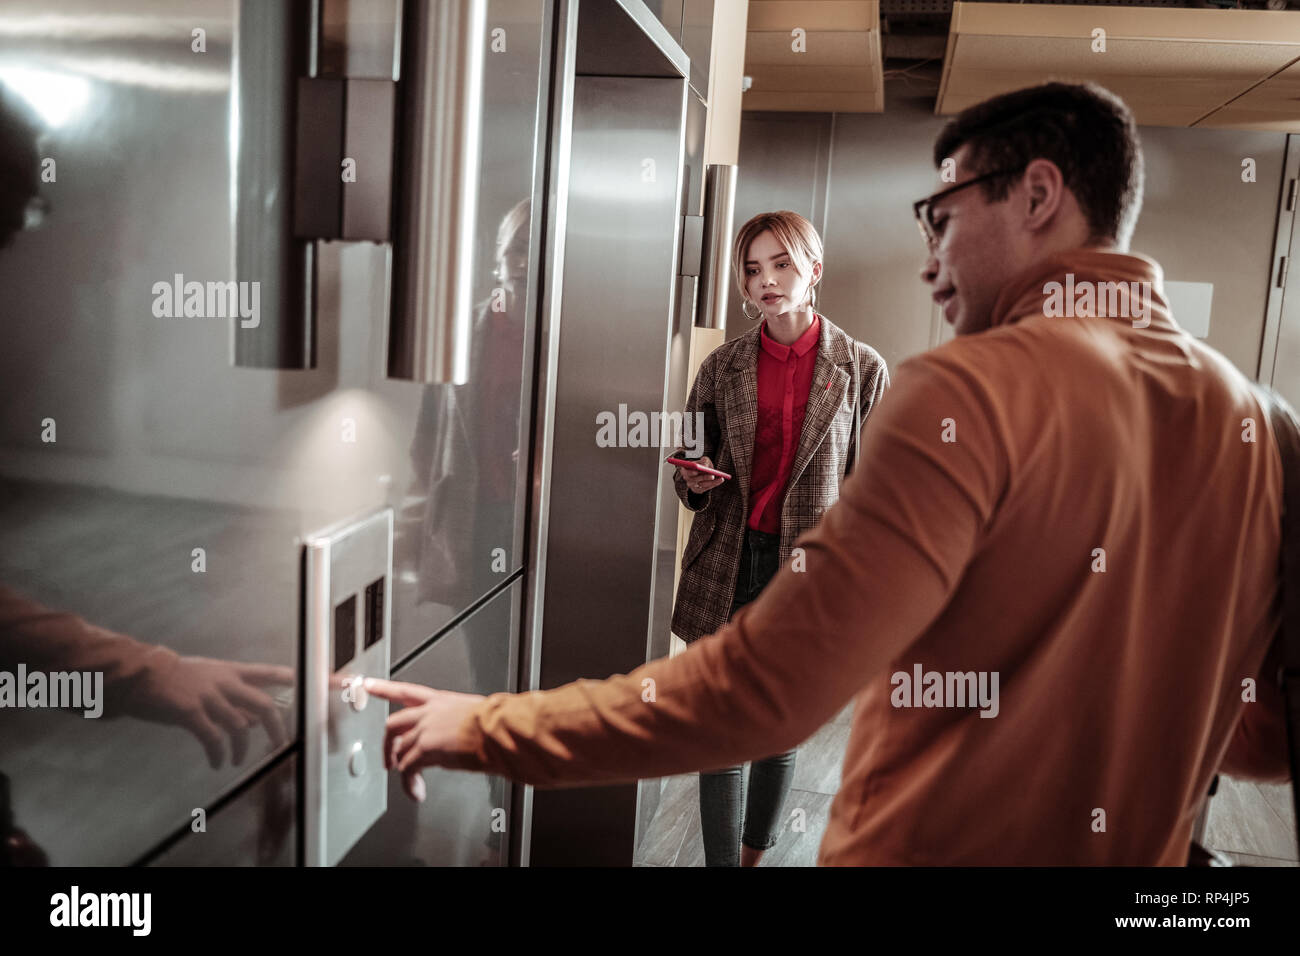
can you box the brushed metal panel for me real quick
[644,0,685,42]
[1258,136,1299,387]
[147,755,297,867]
[340,79,395,240]
[1264,146,1300,406]
[319,0,402,79]
[387,0,487,384]
[293,77,395,242]
[294,77,347,239]
[390,0,548,660]
[529,73,688,866]
[232,0,314,368]
[0,0,545,868]
[575,0,689,79]
[514,0,579,868]
[340,580,519,866]
[0,481,300,866]
[698,163,737,331]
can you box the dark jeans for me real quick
[698,528,798,866]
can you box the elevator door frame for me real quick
[515,0,693,866]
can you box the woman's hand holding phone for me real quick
[678,456,727,494]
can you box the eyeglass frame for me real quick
[912,164,1028,252]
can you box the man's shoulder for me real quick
[897,325,1036,386]
[899,317,1115,387]
[882,323,1082,442]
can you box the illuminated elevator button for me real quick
[346,676,368,712]
[349,742,366,777]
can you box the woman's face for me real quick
[743,229,821,318]
[494,234,529,296]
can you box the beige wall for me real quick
[1130,125,1283,378]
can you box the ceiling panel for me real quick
[743,0,884,112]
[744,90,882,111]
[746,30,878,64]
[747,0,879,32]
[1201,54,1300,130]
[936,2,1300,131]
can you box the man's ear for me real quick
[1021,157,1066,231]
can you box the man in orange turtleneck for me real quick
[367,81,1291,865]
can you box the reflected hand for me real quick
[679,456,725,495]
[131,656,294,769]
[364,677,487,803]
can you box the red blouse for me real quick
[747,314,821,534]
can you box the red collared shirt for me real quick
[748,314,821,533]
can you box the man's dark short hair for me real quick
[933,81,1144,249]
[0,88,41,249]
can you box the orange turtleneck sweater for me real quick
[445,248,1290,865]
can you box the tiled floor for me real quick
[634,699,854,867]
[634,700,1299,867]
[1205,776,1299,866]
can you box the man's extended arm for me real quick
[443,354,1000,787]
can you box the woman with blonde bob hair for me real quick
[669,210,889,866]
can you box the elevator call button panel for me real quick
[303,508,393,867]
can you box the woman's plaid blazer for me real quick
[671,314,890,643]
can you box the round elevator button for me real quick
[349,742,366,777]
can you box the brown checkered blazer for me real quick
[670,314,889,643]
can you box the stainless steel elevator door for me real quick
[339,579,520,867]
[529,73,689,865]
[0,0,548,866]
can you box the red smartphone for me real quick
[665,456,731,480]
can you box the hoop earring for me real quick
[742,299,761,321]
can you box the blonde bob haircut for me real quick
[731,210,824,308]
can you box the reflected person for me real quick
[0,92,294,864]
[399,201,529,705]
[0,94,292,773]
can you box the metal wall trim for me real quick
[229,0,316,370]
[512,0,578,870]
[698,163,736,330]
[387,0,489,384]
[642,74,691,679]
[1257,133,1300,386]
[616,0,691,78]
[131,747,302,866]
[635,75,692,854]
[389,568,525,675]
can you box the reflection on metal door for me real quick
[0,0,549,867]
[528,72,689,866]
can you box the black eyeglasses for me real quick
[912,165,1027,252]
